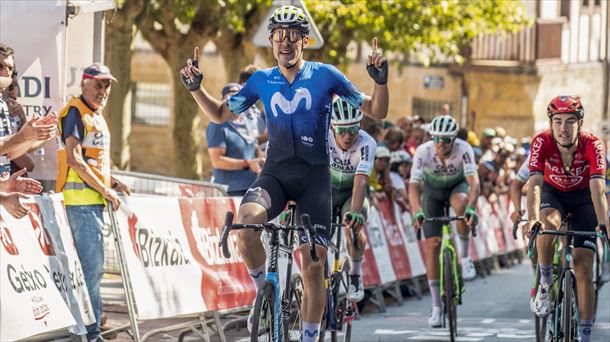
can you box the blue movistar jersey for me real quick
[227,61,365,165]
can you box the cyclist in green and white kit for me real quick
[329,97,377,302]
[408,115,480,327]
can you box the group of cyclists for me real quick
[180,5,610,341]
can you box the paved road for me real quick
[101,259,610,341]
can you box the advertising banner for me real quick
[0,200,76,341]
[40,194,96,333]
[393,204,427,277]
[178,197,256,311]
[364,207,397,284]
[374,198,412,280]
[113,196,206,319]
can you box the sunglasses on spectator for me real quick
[334,124,360,136]
[270,29,303,43]
[432,136,453,144]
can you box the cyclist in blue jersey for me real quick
[180,6,389,341]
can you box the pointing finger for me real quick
[193,47,199,62]
[372,37,378,52]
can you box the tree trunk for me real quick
[168,53,203,179]
[216,38,258,82]
[104,23,134,169]
[103,2,144,169]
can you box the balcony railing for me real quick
[470,18,566,62]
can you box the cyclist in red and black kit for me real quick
[525,96,609,342]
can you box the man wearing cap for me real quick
[206,83,264,196]
[56,63,130,342]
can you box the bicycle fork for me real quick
[266,229,282,342]
[439,229,461,302]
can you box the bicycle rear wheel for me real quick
[285,273,304,342]
[593,251,602,322]
[333,257,354,342]
[251,281,277,342]
[443,249,457,342]
[560,271,578,342]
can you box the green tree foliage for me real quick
[139,0,269,179]
[305,0,531,68]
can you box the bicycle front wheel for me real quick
[560,271,578,342]
[443,249,457,342]
[285,273,304,342]
[251,281,276,342]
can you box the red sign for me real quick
[179,198,256,311]
[373,197,412,280]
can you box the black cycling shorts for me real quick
[241,158,330,248]
[541,182,597,252]
[422,181,469,238]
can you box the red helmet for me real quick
[547,96,584,119]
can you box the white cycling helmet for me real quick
[428,115,459,137]
[268,6,310,35]
[390,150,412,164]
[331,97,363,125]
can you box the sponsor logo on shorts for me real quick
[583,239,597,251]
[540,202,551,209]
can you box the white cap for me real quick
[375,146,391,159]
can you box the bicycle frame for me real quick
[218,207,319,342]
[439,221,461,301]
[529,217,609,341]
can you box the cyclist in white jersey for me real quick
[328,97,377,302]
[408,115,480,327]
[510,153,530,224]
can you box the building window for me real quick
[412,98,454,122]
[131,82,170,126]
[560,0,570,17]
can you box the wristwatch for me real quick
[242,159,250,170]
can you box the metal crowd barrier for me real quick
[112,170,228,198]
[103,170,228,274]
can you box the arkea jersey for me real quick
[328,129,376,191]
[409,138,477,189]
[528,130,606,191]
[227,61,365,165]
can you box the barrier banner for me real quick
[393,205,427,277]
[114,196,206,319]
[360,226,382,288]
[374,198,412,280]
[178,197,256,311]
[489,203,508,254]
[41,194,96,333]
[365,205,397,284]
[0,200,76,341]
[471,197,493,260]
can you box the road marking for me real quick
[408,336,483,341]
[497,333,536,339]
[374,329,418,334]
[481,318,496,324]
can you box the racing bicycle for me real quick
[218,205,318,342]
[416,202,477,342]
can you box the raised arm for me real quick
[360,38,388,120]
[180,47,234,124]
